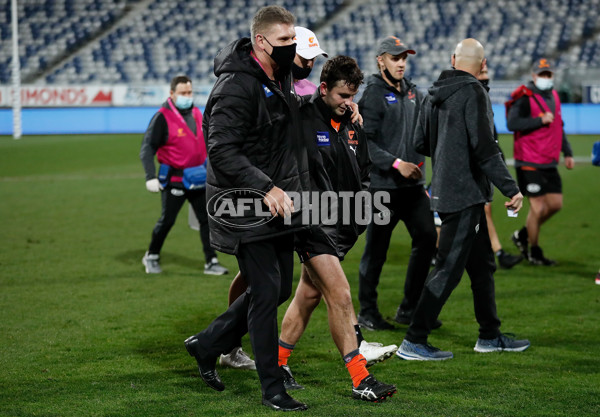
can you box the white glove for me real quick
[145,178,163,193]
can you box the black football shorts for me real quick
[516,166,562,197]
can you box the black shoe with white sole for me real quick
[352,374,397,402]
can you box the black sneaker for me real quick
[357,312,394,331]
[496,249,524,269]
[528,246,557,266]
[511,229,528,258]
[394,308,442,330]
[352,374,397,402]
[280,365,304,390]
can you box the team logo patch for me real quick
[316,131,330,146]
[527,183,542,194]
[384,93,397,103]
[262,84,273,97]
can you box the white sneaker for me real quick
[142,252,162,274]
[359,340,398,367]
[204,257,229,275]
[219,346,256,370]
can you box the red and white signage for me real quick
[0,86,114,107]
[0,84,212,107]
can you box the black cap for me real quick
[377,36,416,56]
[531,58,554,74]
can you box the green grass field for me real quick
[1,133,599,416]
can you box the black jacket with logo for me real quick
[203,38,309,254]
[413,69,519,213]
[300,91,370,257]
[358,75,425,189]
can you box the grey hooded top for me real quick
[413,69,519,213]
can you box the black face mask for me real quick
[383,67,402,84]
[291,63,312,80]
[264,37,296,75]
[479,79,490,87]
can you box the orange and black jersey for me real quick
[301,91,370,196]
[298,91,371,256]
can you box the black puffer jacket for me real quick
[300,91,370,258]
[413,69,519,213]
[203,38,309,254]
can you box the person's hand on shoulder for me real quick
[146,178,163,193]
[348,102,363,126]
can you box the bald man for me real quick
[396,39,530,360]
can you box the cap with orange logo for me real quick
[531,58,554,74]
[294,26,329,60]
[377,36,416,57]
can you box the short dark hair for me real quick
[320,56,364,90]
[170,75,191,92]
[251,5,295,44]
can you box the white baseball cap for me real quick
[294,26,328,60]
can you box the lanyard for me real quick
[166,97,197,139]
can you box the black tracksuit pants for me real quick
[358,186,437,316]
[191,234,294,398]
[406,203,502,344]
[148,184,216,262]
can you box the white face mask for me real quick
[534,77,553,91]
[175,95,193,110]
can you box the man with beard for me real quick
[277,55,397,403]
[356,36,438,331]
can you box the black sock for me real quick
[354,325,364,345]
[519,227,528,241]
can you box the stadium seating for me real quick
[35,0,343,85]
[0,0,598,87]
[0,0,132,84]
[316,0,600,87]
